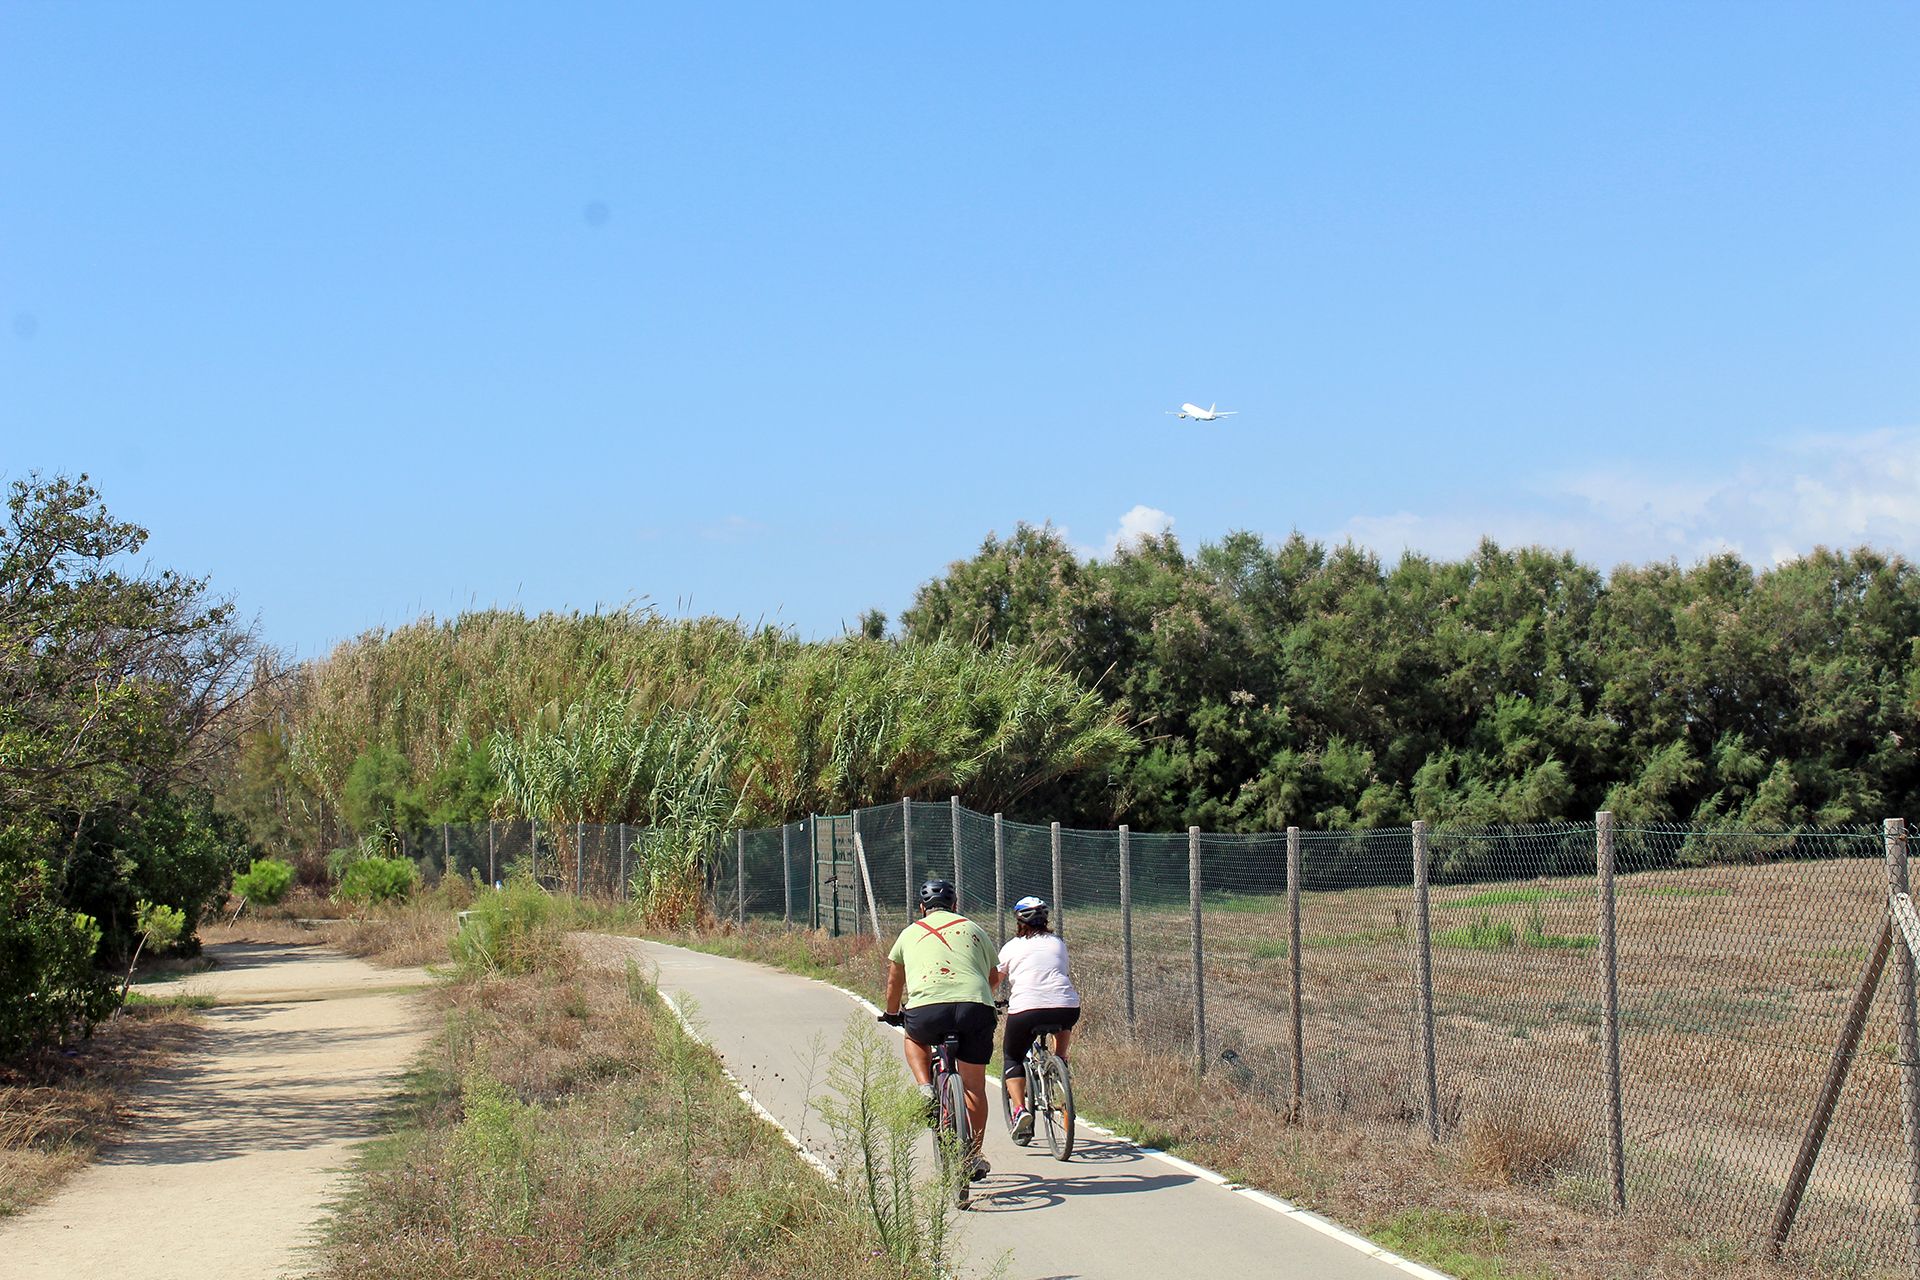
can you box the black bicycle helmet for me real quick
[1014,894,1049,926]
[917,879,957,911]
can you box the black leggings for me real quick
[1002,1005,1081,1078]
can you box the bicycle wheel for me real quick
[1000,1069,1018,1139]
[1039,1054,1074,1161]
[943,1068,974,1206]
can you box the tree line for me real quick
[11,472,1917,1052]
[899,524,1920,834]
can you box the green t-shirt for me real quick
[887,910,996,1009]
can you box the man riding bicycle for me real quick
[880,878,1000,1180]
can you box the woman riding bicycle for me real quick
[998,895,1081,1144]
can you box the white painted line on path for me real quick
[654,985,840,1183]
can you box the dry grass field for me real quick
[1052,852,1902,1274]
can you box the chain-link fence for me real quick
[396,802,1915,1271]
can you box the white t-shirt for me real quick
[997,933,1082,1015]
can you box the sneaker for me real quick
[917,1082,938,1124]
[968,1155,991,1182]
[1011,1106,1034,1145]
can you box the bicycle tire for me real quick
[1039,1055,1074,1161]
[944,1068,973,1207]
[1000,1070,1018,1140]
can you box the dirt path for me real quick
[0,943,432,1280]
[596,936,1446,1280]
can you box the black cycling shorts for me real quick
[1002,1005,1081,1077]
[901,1001,997,1066]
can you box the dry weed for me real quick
[332,900,458,968]
[1462,1108,1579,1187]
[0,1004,202,1216]
[319,960,924,1279]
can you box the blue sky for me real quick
[4,3,1916,657]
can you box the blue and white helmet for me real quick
[1013,895,1049,925]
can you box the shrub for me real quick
[232,857,294,906]
[1463,1110,1578,1187]
[453,877,561,974]
[337,856,417,907]
[0,853,115,1056]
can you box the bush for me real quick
[453,878,561,974]
[232,857,294,906]
[61,791,248,963]
[0,850,116,1056]
[337,856,418,907]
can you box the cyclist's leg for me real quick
[1051,1006,1083,1060]
[954,1003,997,1155]
[958,1060,989,1152]
[1002,1008,1038,1112]
[902,1035,934,1086]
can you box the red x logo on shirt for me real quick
[913,918,968,951]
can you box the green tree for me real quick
[0,474,256,1052]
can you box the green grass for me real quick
[1249,939,1290,959]
[120,991,216,1011]
[1436,916,1518,950]
[1434,909,1595,952]
[1520,922,1597,951]
[1438,888,1573,910]
[1206,893,1286,914]
[1367,1210,1549,1280]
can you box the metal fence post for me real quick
[1597,811,1627,1210]
[487,819,496,886]
[1771,917,1892,1255]
[1189,826,1206,1072]
[1120,824,1135,1039]
[902,797,914,913]
[736,829,746,925]
[994,813,1007,947]
[1287,825,1303,1118]
[1051,821,1064,939]
[618,822,628,900]
[443,823,452,881]
[530,817,539,886]
[575,820,586,897]
[782,822,793,927]
[951,795,964,911]
[853,831,884,941]
[1888,816,1920,1274]
[1413,819,1439,1141]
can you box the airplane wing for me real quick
[1214,410,1239,417]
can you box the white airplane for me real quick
[1169,401,1238,421]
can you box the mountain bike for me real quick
[999,1007,1075,1161]
[880,1015,977,1208]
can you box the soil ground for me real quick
[0,944,431,1280]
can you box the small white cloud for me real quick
[1076,504,1175,560]
[1336,426,1920,570]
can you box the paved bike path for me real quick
[604,938,1441,1280]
